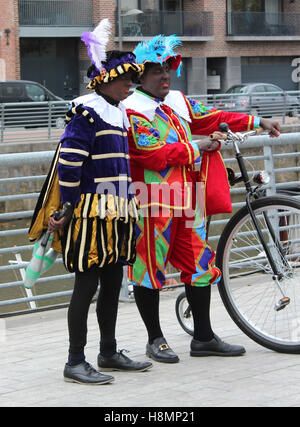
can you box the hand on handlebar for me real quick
[259,118,281,138]
[196,137,221,152]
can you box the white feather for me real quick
[90,19,112,70]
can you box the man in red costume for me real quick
[124,35,280,363]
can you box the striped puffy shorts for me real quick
[129,207,221,289]
[61,193,137,272]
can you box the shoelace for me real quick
[85,362,98,373]
[118,349,130,359]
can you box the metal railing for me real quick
[226,12,300,37]
[117,11,214,38]
[19,0,93,27]
[1,133,300,316]
[1,93,299,144]
[0,101,69,144]
[189,91,300,124]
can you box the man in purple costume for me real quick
[47,20,152,384]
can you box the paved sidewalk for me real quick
[1,286,300,408]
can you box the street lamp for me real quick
[4,28,11,46]
[117,1,143,50]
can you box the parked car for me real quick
[0,80,68,128]
[217,83,300,117]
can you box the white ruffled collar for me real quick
[72,92,130,129]
[122,89,191,124]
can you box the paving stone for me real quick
[1,287,300,408]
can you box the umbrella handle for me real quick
[40,202,73,248]
[54,202,73,221]
[40,231,51,248]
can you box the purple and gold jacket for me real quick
[58,93,134,204]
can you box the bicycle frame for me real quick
[176,124,300,344]
[223,124,291,301]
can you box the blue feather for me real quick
[134,34,182,71]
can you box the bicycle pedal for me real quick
[274,297,290,311]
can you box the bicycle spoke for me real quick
[217,197,300,352]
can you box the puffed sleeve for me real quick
[127,111,200,171]
[57,108,96,205]
[184,96,261,136]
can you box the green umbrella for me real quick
[24,233,58,289]
[24,202,72,289]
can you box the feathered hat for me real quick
[133,34,182,77]
[81,19,144,89]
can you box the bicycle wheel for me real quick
[216,195,300,353]
[175,291,194,336]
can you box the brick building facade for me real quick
[0,0,299,98]
[0,0,19,80]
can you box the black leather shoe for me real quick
[146,337,179,363]
[190,334,246,357]
[63,361,114,384]
[98,349,153,372]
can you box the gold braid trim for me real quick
[86,63,145,90]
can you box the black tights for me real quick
[67,262,123,365]
[184,284,214,342]
[133,284,214,343]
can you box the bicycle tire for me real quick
[175,291,194,336]
[216,195,300,353]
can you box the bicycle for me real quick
[175,122,300,354]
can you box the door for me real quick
[20,38,79,99]
[161,0,183,34]
[265,0,281,25]
[242,58,298,91]
[228,0,265,34]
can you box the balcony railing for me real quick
[19,0,93,27]
[227,12,300,37]
[117,11,214,39]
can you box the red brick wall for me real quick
[183,0,300,59]
[115,0,300,59]
[79,0,117,62]
[0,0,19,79]
[93,0,116,51]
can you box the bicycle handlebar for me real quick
[209,123,264,143]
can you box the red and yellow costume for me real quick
[124,88,260,289]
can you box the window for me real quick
[2,84,23,99]
[121,0,139,13]
[251,85,266,93]
[230,0,265,12]
[229,0,282,12]
[25,84,46,102]
[162,0,182,11]
[265,85,283,95]
[121,0,182,13]
[226,85,249,94]
[141,0,159,11]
